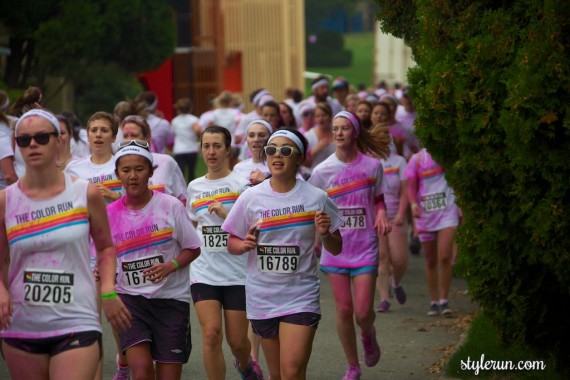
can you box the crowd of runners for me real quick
[0,76,461,380]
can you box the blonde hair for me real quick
[362,123,391,159]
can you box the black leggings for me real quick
[174,152,198,182]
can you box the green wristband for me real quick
[101,291,118,300]
[171,259,180,271]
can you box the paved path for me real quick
[0,252,478,379]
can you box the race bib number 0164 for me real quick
[257,245,300,274]
[340,208,366,229]
[121,254,164,288]
[202,225,228,248]
[421,192,447,212]
[24,269,74,306]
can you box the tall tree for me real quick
[1,0,176,89]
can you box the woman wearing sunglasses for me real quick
[107,140,201,380]
[121,115,188,205]
[0,109,131,380]
[307,111,391,380]
[233,120,273,186]
[223,128,343,380]
[65,111,123,205]
[187,126,263,380]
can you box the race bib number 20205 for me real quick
[24,269,74,306]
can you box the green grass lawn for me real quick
[445,313,562,379]
[306,32,375,92]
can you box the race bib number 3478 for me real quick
[24,269,74,306]
[340,208,366,229]
[257,245,300,273]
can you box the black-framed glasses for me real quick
[264,145,298,157]
[118,139,150,150]
[15,132,58,148]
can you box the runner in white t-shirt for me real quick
[108,140,201,379]
[375,134,409,313]
[172,98,201,182]
[121,115,188,204]
[233,120,273,186]
[188,126,264,380]
[223,128,343,380]
[65,112,123,206]
[308,111,391,380]
[0,109,131,380]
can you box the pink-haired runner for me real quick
[405,148,460,316]
[107,140,201,379]
[308,111,391,380]
[0,109,131,380]
[223,128,343,380]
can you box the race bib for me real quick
[257,245,300,274]
[202,226,228,248]
[121,254,164,288]
[24,269,74,306]
[421,192,447,212]
[339,208,366,229]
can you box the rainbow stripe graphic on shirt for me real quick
[259,211,316,232]
[192,192,239,213]
[149,184,166,193]
[326,177,376,200]
[116,228,173,258]
[419,167,444,180]
[7,208,89,246]
[383,167,400,175]
[99,179,123,193]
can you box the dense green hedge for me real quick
[376,0,570,373]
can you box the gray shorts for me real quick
[118,294,192,363]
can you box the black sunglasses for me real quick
[302,111,314,117]
[264,145,298,157]
[118,139,150,150]
[15,132,58,148]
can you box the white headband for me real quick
[267,130,304,155]
[298,101,315,115]
[15,109,61,135]
[252,89,269,106]
[247,119,273,134]
[115,145,154,166]
[334,111,361,136]
[311,78,330,91]
[258,94,274,107]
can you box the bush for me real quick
[376,0,570,374]
[307,30,353,67]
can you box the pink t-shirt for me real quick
[308,152,386,268]
[382,153,407,219]
[405,149,459,232]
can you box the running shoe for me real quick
[393,285,407,305]
[427,303,439,316]
[361,326,381,367]
[112,365,130,380]
[342,364,362,380]
[234,356,265,380]
[440,302,453,317]
[376,300,391,313]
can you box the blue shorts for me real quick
[320,265,378,277]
